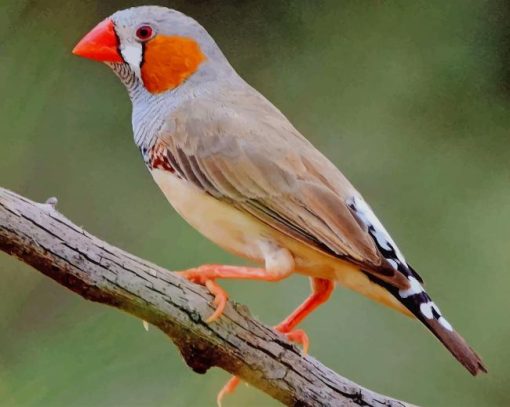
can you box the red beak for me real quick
[72,19,123,63]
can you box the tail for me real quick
[369,269,487,375]
[346,196,486,373]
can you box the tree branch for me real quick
[0,186,414,407]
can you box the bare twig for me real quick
[0,186,414,406]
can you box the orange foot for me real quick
[216,326,309,406]
[177,264,269,323]
[178,269,331,406]
[178,266,229,323]
[274,324,310,355]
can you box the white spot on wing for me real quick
[398,276,424,298]
[420,302,434,319]
[438,317,453,331]
[348,197,453,331]
[120,43,142,78]
[420,302,452,330]
[348,196,407,267]
[373,230,391,250]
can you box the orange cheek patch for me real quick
[141,35,206,94]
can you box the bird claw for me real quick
[216,326,310,405]
[177,269,228,323]
[177,268,207,284]
[179,265,312,405]
[277,327,310,354]
[205,279,228,323]
[216,376,240,407]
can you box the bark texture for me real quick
[0,186,414,407]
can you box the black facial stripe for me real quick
[140,41,146,69]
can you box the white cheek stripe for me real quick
[120,43,143,78]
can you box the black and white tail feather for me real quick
[348,196,487,375]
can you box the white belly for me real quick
[151,169,269,262]
[151,168,411,316]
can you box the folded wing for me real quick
[159,89,421,290]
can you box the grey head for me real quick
[80,6,247,148]
[108,6,238,99]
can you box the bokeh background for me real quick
[1,0,509,405]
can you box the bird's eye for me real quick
[135,25,154,41]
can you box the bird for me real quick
[72,5,487,404]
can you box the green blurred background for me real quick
[1,0,509,405]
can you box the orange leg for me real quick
[180,264,273,283]
[217,277,335,406]
[274,278,335,335]
[177,264,289,322]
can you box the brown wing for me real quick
[158,89,411,289]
